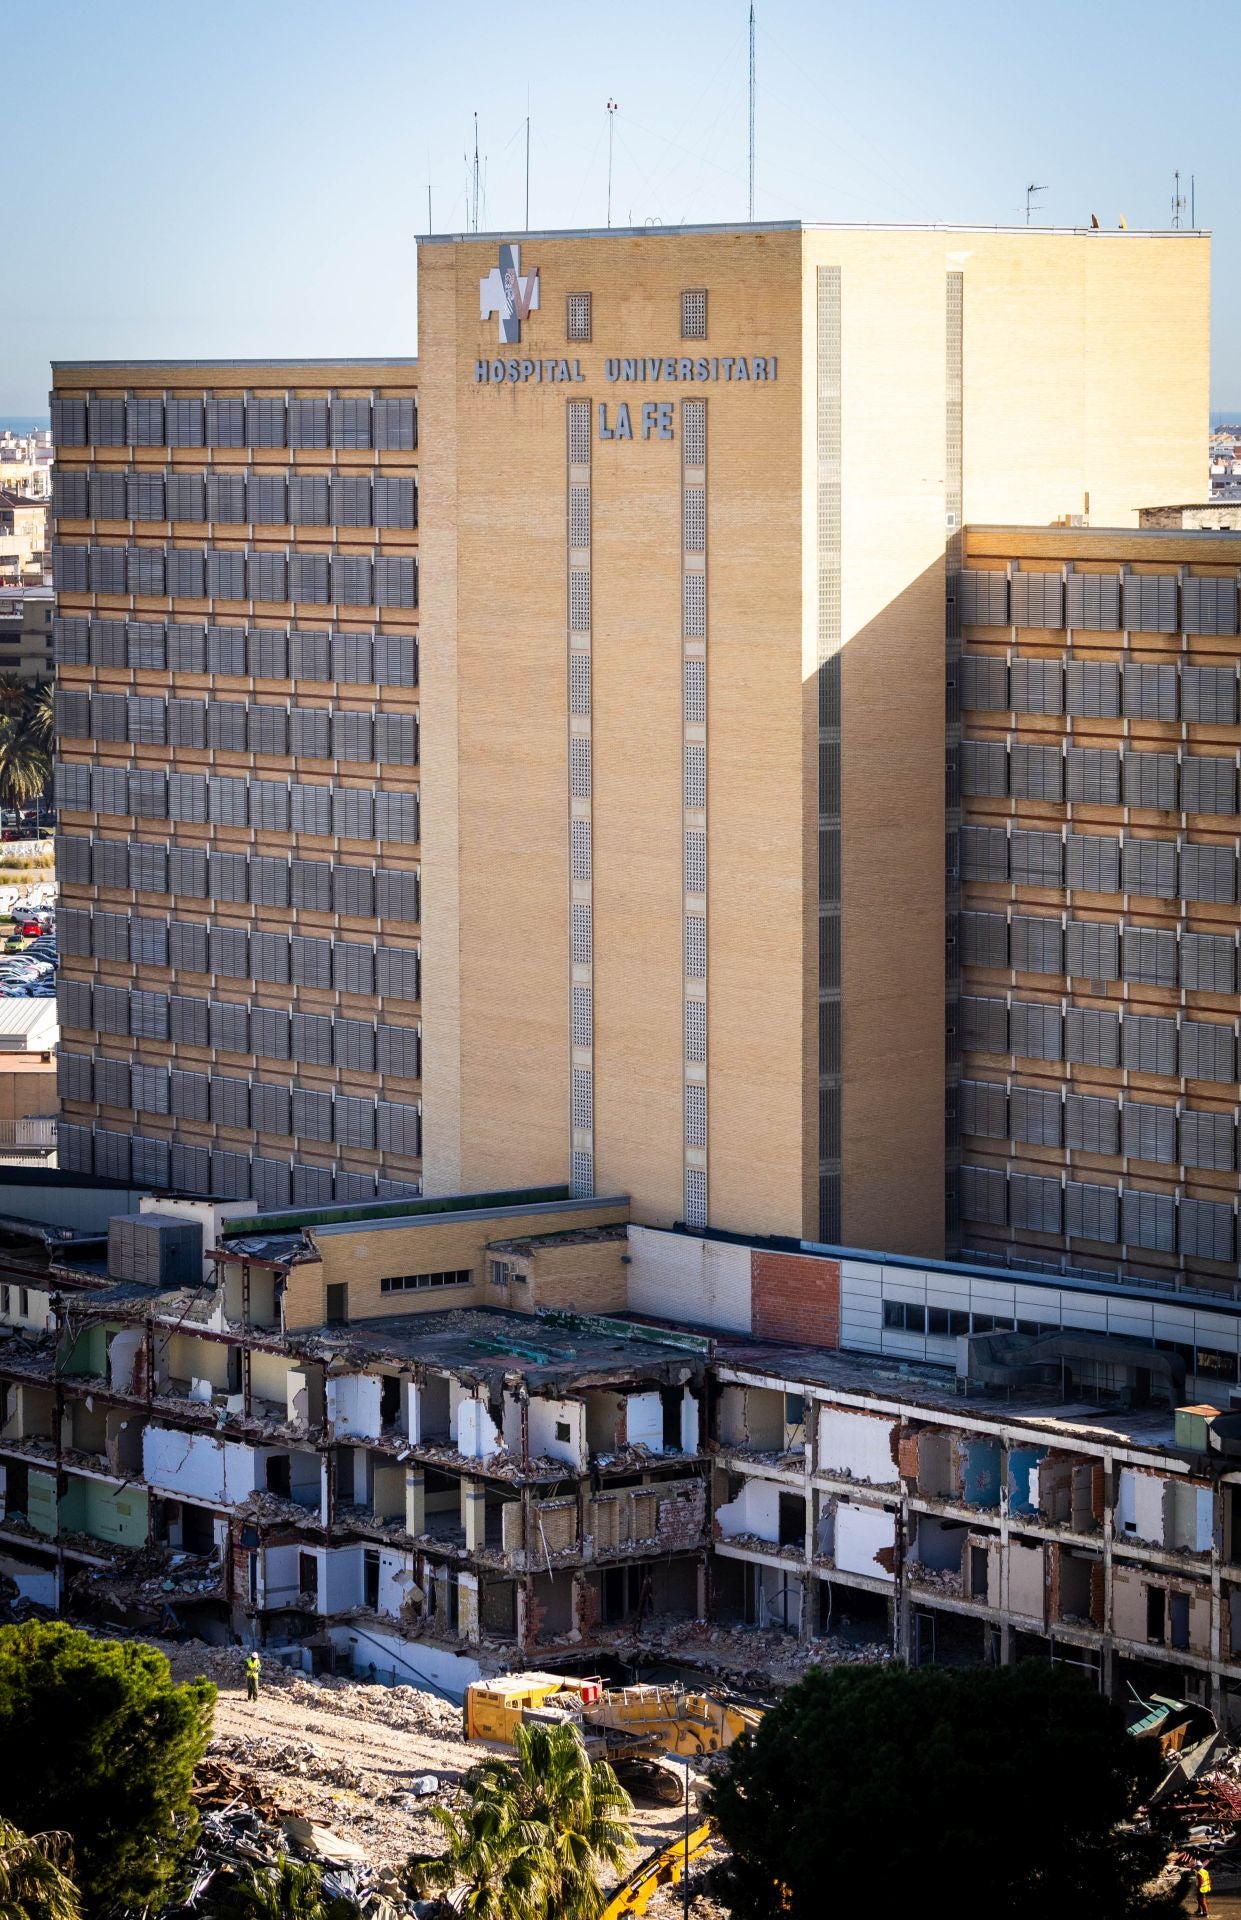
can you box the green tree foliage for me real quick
[206,1857,360,1920]
[414,1721,635,1920]
[0,1622,215,1917]
[0,678,51,810]
[708,1662,1180,1920]
[0,1820,82,1920]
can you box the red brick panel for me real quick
[751,1251,840,1349]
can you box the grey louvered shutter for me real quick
[248,552,288,603]
[166,619,206,669]
[375,868,419,922]
[253,1158,293,1207]
[210,1001,251,1053]
[207,775,249,825]
[1065,832,1120,894]
[961,996,1008,1054]
[1011,572,1064,630]
[92,909,128,959]
[1009,657,1062,714]
[1181,757,1238,817]
[96,1058,132,1107]
[1122,1101,1177,1164]
[1065,1094,1120,1155]
[207,473,247,523]
[51,396,88,446]
[1010,1086,1062,1147]
[127,619,168,668]
[374,790,419,844]
[1180,843,1236,904]
[961,1080,1007,1138]
[1179,1198,1235,1263]
[1066,572,1120,631]
[132,1135,171,1186]
[209,850,249,902]
[332,556,373,606]
[291,859,332,908]
[58,907,92,955]
[55,835,92,885]
[210,1150,252,1199]
[291,1012,332,1064]
[333,941,375,995]
[208,699,248,750]
[57,1052,94,1101]
[1181,932,1236,993]
[251,930,291,983]
[289,629,330,679]
[291,1163,336,1205]
[1122,927,1178,987]
[89,396,126,446]
[1066,659,1121,716]
[377,1100,421,1155]
[55,690,90,737]
[1009,831,1062,887]
[248,628,289,679]
[332,711,375,761]
[89,470,127,519]
[206,548,247,600]
[333,1018,376,1071]
[289,553,330,603]
[249,857,290,907]
[247,474,289,530]
[91,765,130,815]
[1180,1020,1236,1084]
[166,547,207,597]
[168,845,208,897]
[1066,747,1121,804]
[332,631,374,684]
[1182,664,1238,722]
[373,476,416,529]
[288,399,329,448]
[374,633,417,687]
[57,977,94,1030]
[1009,1171,1062,1231]
[166,398,205,447]
[1009,999,1062,1061]
[211,1075,251,1128]
[1065,1007,1121,1067]
[1124,752,1179,811]
[89,617,126,664]
[206,398,245,447]
[53,543,90,591]
[251,1007,291,1060]
[94,1130,132,1180]
[333,865,375,916]
[373,396,416,449]
[1182,577,1239,638]
[92,690,127,740]
[331,397,372,448]
[289,475,330,526]
[1122,836,1177,899]
[252,1082,293,1136]
[959,571,1008,626]
[377,1023,420,1076]
[377,946,420,1002]
[334,1096,376,1148]
[290,708,331,758]
[961,912,1008,968]
[1179,1110,1234,1172]
[374,556,417,608]
[1123,573,1178,633]
[249,778,291,830]
[960,1165,1007,1225]
[1123,1188,1175,1252]
[131,988,169,1038]
[169,993,210,1044]
[91,546,128,594]
[170,1144,211,1194]
[209,925,250,978]
[130,915,168,965]
[1010,744,1063,802]
[53,469,89,517]
[126,472,166,520]
[331,475,372,526]
[58,1124,92,1173]
[170,920,210,972]
[1010,915,1063,975]
[960,827,1009,882]
[166,473,206,522]
[168,698,207,747]
[247,398,287,448]
[54,617,90,665]
[333,787,375,838]
[291,936,333,987]
[1121,1013,1178,1076]
[1123,662,1179,720]
[1065,1181,1119,1242]
[1066,919,1119,981]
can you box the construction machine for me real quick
[463,1670,761,1761]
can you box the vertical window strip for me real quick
[683,400,708,1228]
[817,266,843,1244]
[568,401,594,1196]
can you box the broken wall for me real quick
[819,1408,898,1486]
[834,1502,896,1583]
[716,1477,781,1546]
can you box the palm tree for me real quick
[0,1819,81,1920]
[0,711,50,812]
[411,1792,545,1920]
[0,673,27,717]
[27,681,53,751]
[207,1857,358,1920]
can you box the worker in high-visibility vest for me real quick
[1195,1859,1212,1917]
[245,1651,260,1703]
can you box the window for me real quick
[681,289,707,339]
[379,1270,470,1294]
[882,1300,928,1333]
[567,293,592,341]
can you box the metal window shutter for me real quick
[1066,573,1120,631]
[1123,752,1179,811]
[251,930,291,982]
[165,398,205,448]
[375,868,418,922]
[333,866,376,916]
[333,787,375,838]
[331,710,375,760]
[1065,1007,1121,1068]
[57,978,94,1031]
[54,467,90,518]
[333,1095,376,1149]
[169,920,209,971]
[377,1101,421,1155]
[253,1158,293,1208]
[1063,833,1119,894]
[1121,1014,1178,1076]
[55,690,91,737]
[247,628,289,679]
[334,1018,377,1071]
[209,926,250,978]
[58,908,92,955]
[290,708,331,759]
[289,553,330,603]
[54,617,91,665]
[1122,837,1177,899]
[289,476,330,526]
[207,775,249,826]
[961,1079,1008,1138]
[1065,659,1121,716]
[1009,658,1062,715]
[331,475,372,526]
[291,1013,332,1064]
[1182,577,1239,639]
[291,859,333,909]
[126,472,166,520]
[290,629,331,679]
[374,556,417,609]
[249,780,291,832]
[1180,844,1237,905]
[1180,932,1236,993]
[1122,1188,1175,1252]
[89,395,126,446]
[206,548,248,600]
[960,912,1008,968]
[169,1143,211,1194]
[1009,831,1062,887]
[57,1051,95,1101]
[960,1165,1007,1225]
[58,1124,92,1174]
[1123,574,1178,634]
[1181,757,1238,818]
[1065,747,1121,804]
[1180,1020,1236,1084]
[91,546,128,593]
[247,474,289,528]
[251,1007,292,1060]
[166,547,207,597]
[208,851,248,901]
[332,555,374,606]
[375,634,417,687]
[336,1170,379,1203]
[373,476,416,529]
[247,398,287,449]
[331,397,372,449]
[205,398,246,447]
[91,765,130,815]
[960,653,1008,711]
[252,1082,293,1136]
[1010,744,1063,802]
[168,846,208,897]
[961,996,1008,1054]
[1065,1180,1119,1242]
[959,572,1008,627]
[374,791,419,843]
[961,740,1008,797]
[92,690,127,740]
[166,474,206,522]
[377,1023,420,1077]
[1181,665,1239,723]
[1010,915,1063,975]
[1179,1198,1236,1263]
[56,835,93,885]
[209,1001,251,1052]
[291,782,333,834]
[210,1151,252,1199]
[169,993,210,1044]
[53,544,90,591]
[332,632,375,684]
[132,1063,170,1113]
[246,704,290,755]
[94,1130,133,1180]
[1123,662,1179,721]
[332,941,376,995]
[1179,1110,1235,1172]
[1121,1100,1177,1164]
[89,617,127,665]
[373,397,416,450]
[1065,919,1120,980]
[1011,572,1064,630]
[291,1163,336,1206]
[211,1075,251,1128]
[166,620,206,671]
[131,1135,171,1186]
[92,910,128,959]
[127,619,168,669]
[291,936,333,987]
[377,946,420,1001]
[1010,1086,1062,1148]
[130,989,168,1038]
[1065,1094,1120,1155]
[1122,927,1178,987]
[129,916,169,965]
[207,474,247,523]
[248,552,288,603]
[207,699,247,749]
[1010,999,1062,1061]
[51,396,88,446]
[167,699,207,747]
[1009,1170,1062,1231]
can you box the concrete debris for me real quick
[210,1733,366,1791]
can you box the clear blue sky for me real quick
[7,0,1238,414]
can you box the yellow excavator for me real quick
[463,1670,761,1760]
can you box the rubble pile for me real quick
[591,1613,891,1688]
[209,1733,366,1792]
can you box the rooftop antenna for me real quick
[748,4,756,222]
[472,112,480,233]
[1191,174,1196,228]
[606,100,618,227]
[1025,182,1047,225]
[525,107,531,229]
[1171,169,1186,228]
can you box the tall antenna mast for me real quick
[525,112,531,228]
[1171,169,1186,228]
[748,5,756,222]
[1025,182,1047,225]
[472,112,480,233]
[1191,173,1196,227]
[606,100,618,227]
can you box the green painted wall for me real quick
[62,1324,108,1378]
[58,1478,148,1547]
[27,1470,57,1537]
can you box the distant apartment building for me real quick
[0,431,53,502]
[0,585,54,681]
[956,524,1241,1290]
[0,492,48,582]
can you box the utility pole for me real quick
[1025,182,1047,225]
[748,4,756,222]
[606,99,618,228]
